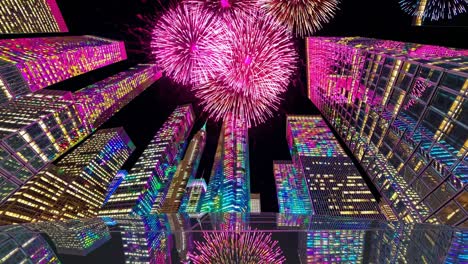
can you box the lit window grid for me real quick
[274,162,312,214]
[0,0,68,34]
[0,36,126,102]
[100,105,195,217]
[307,37,468,226]
[305,231,365,263]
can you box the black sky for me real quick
[47,0,468,212]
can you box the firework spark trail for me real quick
[399,0,467,21]
[188,228,286,263]
[185,0,260,21]
[259,0,340,37]
[151,3,230,85]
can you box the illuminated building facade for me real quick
[100,105,195,216]
[250,193,261,213]
[0,127,135,224]
[0,90,87,202]
[202,116,250,213]
[273,160,313,214]
[33,218,111,256]
[157,124,206,213]
[74,64,162,131]
[104,170,128,205]
[0,0,68,34]
[0,225,60,263]
[287,115,384,219]
[307,37,468,226]
[0,36,126,103]
[179,179,207,213]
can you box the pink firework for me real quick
[220,11,296,99]
[186,0,259,20]
[259,0,340,36]
[151,3,229,85]
[188,229,286,263]
[194,79,281,127]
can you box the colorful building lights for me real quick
[0,36,127,103]
[0,127,135,224]
[307,36,468,226]
[0,0,68,34]
[99,105,194,217]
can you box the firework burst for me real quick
[186,0,259,20]
[188,229,286,263]
[259,0,340,37]
[151,3,229,85]
[399,0,467,21]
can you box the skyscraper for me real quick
[307,37,467,226]
[287,115,384,219]
[179,178,207,213]
[0,225,60,263]
[0,0,68,34]
[74,64,162,131]
[250,193,261,213]
[157,123,207,213]
[0,36,126,103]
[202,116,250,213]
[0,127,135,224]
[0,90,87,202]
[273,160,312,214]
[100,105,195,217]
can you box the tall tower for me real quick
[74,64,161,131]
[202,116,250,212]
[0,127,135,224]
[0,90,87,202]
[307,37,468,226]
[286,115,384,220]
[179,178,207,213]
[100,105,195,217]
[157,123,207,213]
[0,0,68,34]
[273,160,312,214]
[0,36,126,103]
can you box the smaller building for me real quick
[250,193,261,213]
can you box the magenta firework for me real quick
[188,229,286,263]
[259,0,340,36]
[186,0,259,20]
[151,3,229,85]
[399,0,467,21]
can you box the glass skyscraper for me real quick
[74,64,161,131]
[100,105,195,217]
[0,0,68,34]
[0,90,87,201]
[0,36,126,103]
[179,178,207,214]
[0,127,135,224]
[285,115,385,220]
[307,37,467,226]
[202,116,250,212]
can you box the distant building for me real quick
[100,105,194,216]
[202,116,250,212]
[157,124,207,213]
[285,115,385,220]
[0,90,87,202]
[0,0,68,34]
[250,193,261,213]
[0,127,135,224]
[0,36,126,103]
[307,37,468,226]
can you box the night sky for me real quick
[36,0,468,212]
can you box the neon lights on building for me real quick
[0,0,68,34]
[157,124,207,213]
[0,90,87,202]
[74,64,161,131]
[180,179,208,213]
[0,127,135,224]
[99,105,195,217]
[273,161,312,214]
[286,115,385,219]
[0,36,127,103]
[202,115,250,212]
[307,36,467,226]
